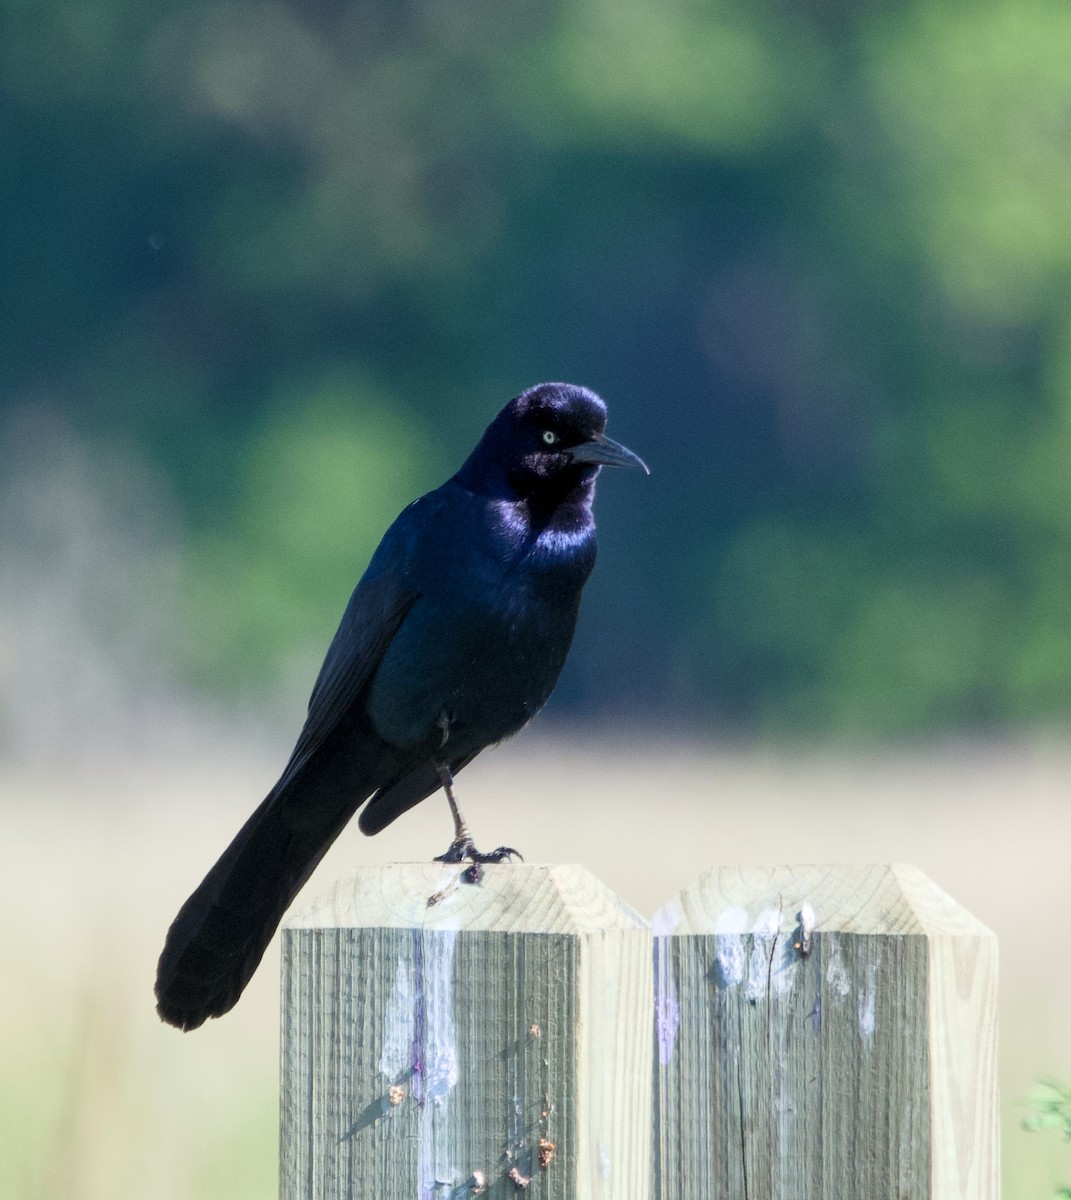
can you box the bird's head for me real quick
[457,382,648,502]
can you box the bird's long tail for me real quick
[154,736,397,1031]
[154,791,350,1030]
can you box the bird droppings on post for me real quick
[463,1166,489,1195]
[809,992,822,1033]
[507,1165,531,1188]
[654,936,680,1066]
[793,902,815,957]
[652,901,682,1065]
[824,933,851,1000]
[650,901,681,937]
[426,871,464,908]
[712,905,747,987]
[598,1143,612,1180]
[416,928,461,1197]
[745,907,780,1004]
[857,960,878,1042]
[379,957,416,1082]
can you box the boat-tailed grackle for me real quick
[155,382,647,1030]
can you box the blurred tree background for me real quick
[4,0,1071,743]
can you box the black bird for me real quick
[155,382,647,1030]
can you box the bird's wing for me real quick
[358,749,482,836]
[281,503,425,779]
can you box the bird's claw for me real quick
[475,844,523,864]
[434,838,523,884]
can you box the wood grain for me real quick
[652,864,999,1200]
[280,863,652,1199]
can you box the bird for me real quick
[155,382,648,1030]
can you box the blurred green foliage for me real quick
[1023,1080,1071,1197]
[182,371,439,687]
[5,0,1071,734]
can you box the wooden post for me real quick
[652,864,999,1200]
[280,863,652,1199]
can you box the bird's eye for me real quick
[542,430,559,446]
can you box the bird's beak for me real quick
[569,432,650,475]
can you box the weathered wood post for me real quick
[652,864,999,1200]
[280,862,652,1199]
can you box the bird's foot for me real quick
[434,838,523,884]
[435,837,523,865]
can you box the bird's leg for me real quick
[437,760,473,849]
[432,760,522,882]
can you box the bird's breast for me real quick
[365,530,591,754]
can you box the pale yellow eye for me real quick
[542,430,559,445]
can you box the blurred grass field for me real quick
[3,734,1070,1198]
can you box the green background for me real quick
[6,0,1071,740]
